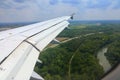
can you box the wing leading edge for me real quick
[0,16,71,80]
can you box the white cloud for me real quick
[0,0,120,22]
[0,0,79,22]
[77,8,120,20]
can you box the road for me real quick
[44,37,79,50]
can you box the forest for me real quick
[105,39,120,65]
[35,22,120,80]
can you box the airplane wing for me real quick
[0,16,71,80]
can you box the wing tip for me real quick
[70,13,75,19]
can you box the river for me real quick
[97,47,111,72]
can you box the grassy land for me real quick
[69,25,86,29]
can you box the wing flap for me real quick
[26,21,69,50]
[30,71,44,80]
[0,35,26,63]
[0,42,34,79]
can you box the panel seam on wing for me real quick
[24,40,41,52]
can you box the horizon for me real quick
[0,19,120,24]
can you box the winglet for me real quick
[70,13,75,19]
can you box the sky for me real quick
[0,0,120,23]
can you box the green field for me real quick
[69,25,87,29]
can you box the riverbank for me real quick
[97,47,111,72]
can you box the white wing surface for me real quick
[0,16,71,80]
